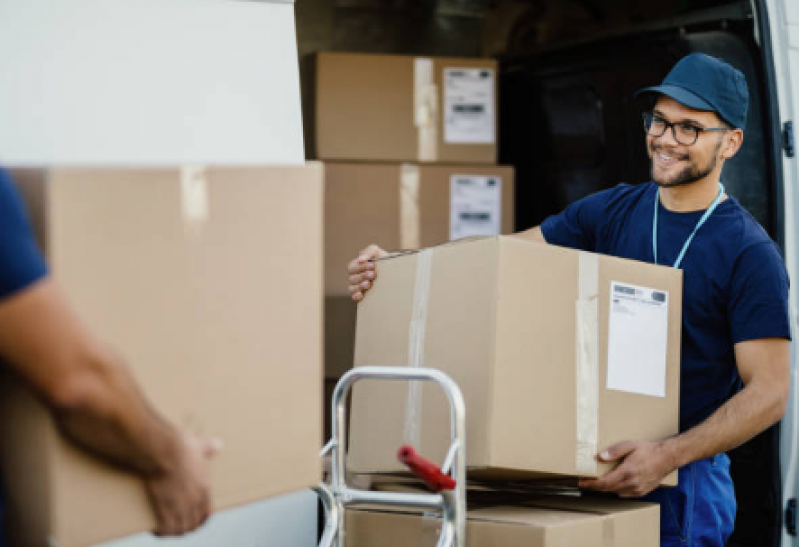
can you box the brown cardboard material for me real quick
[348,236,681,485]
[0,166,324,547]
[323,163,515,379]
[344,495,660,546]
[315,52,498,164]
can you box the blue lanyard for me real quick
[652,183,725,269]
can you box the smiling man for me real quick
[346,53,791,546]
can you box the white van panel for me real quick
[767,0,799,544]
[93,489,317,547]
[0,0,305,165]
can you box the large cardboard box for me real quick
[0,166,323,547]
[315,52,498,164]
[345,495,660,546]
[348,236,681,484]
[324,162,515,379]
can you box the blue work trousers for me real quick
[643,454,736,546]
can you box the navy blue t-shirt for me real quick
[542,182,791,432]
[0,168,48,545]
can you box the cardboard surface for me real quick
[315,53,498,164]
[0,166,323,546]
[344,495,659,546]
[324,163,514,378]
[348,237,681,484]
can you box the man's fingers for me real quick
[351,291,364,302]
[202,438,224,458]
[579,467,628,492]
[598,440,639,462]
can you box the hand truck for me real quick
[314,366,467,547]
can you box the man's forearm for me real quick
[663,376,788,469]
[51,344,182,477]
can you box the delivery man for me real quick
[346,53,791,546]
[0,168,220,541]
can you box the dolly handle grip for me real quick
[397,445,456,492]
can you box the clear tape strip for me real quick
[399,164,421,250]
[404,248,434,447]
[602,515,615,547]
[575,252,599,474]
[180,165,210,229]
[414,57,438,161]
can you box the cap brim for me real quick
[634,84,715,112]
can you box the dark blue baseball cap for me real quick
[635,53,749,130]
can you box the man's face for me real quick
[646,96,728,188]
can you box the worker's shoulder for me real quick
[722,197,785,268]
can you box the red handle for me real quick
[397,445,456,492]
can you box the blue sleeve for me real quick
[727,241,791,342]
[0,169,48,299]
[540,188,612,252]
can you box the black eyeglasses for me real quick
[642,112,731,146]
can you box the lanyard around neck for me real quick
[652,182,725,269]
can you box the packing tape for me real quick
[602,515,615,547]
[575,252,599,474]
[414,57,438,161]
[399,164,421,250]
[421,512,442,544]
[180,165,210,230]
[404,248,434,448]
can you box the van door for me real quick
[761,0,799,545]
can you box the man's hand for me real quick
[145,434,222,536]
[578,440,677,498]
[347,245,387,302]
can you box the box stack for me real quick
[1,167,324,546]
[339,236,682,542]
[315,52,516,383]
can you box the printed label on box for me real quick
[443,67,495,144]
[607,282,669,397]
[449,175,502,240]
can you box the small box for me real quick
[345,494,660,547]
[315,52,498,164]
[323,162,514,379]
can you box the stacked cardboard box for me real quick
[348,236,681,484]
[315,52,515,380]
[1,166,323,546]
[345,494,660,547]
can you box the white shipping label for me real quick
[606,282,669,397]
[449,174,502,240]
[443,67,495,144]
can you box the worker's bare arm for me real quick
[0,277,219,536]
[580,337,790,497]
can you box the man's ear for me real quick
[722,129,744,159]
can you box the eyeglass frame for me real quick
[642,112,732,146]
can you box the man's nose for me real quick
[657,125,681,147]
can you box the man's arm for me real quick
[0,277,220,536]
[579,337,790,497]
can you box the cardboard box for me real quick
[344,495,660,547]
[348,236,681,484]
[324,162,515,379]
[315,52,498,164]
[0,166,324,547]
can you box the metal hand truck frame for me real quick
[315,366,467,547]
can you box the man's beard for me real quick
[649,141,721,188]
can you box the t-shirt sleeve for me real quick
[540,189,611,252]
[0,169,48,299]
[728,241,791,342]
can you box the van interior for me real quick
[297,1,785,544]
